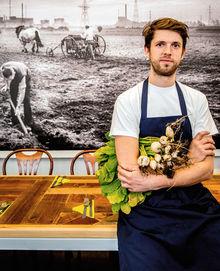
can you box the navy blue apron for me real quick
[117,79,220,271]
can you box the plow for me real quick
[46,34,106,60]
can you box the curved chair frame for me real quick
[70,150,97,175]
[2,148,54,175]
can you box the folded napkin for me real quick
[72,198,95,219]
[51,176,71,188]
[0,201,12,216]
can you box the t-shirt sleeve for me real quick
[110,92,140,138]
[193,93,218,137]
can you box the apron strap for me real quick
[140,79,148,120]
[175,82,188,116]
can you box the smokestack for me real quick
[125,4,127,19]
[21,3,24,22]
[9,0,11,18]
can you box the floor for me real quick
[0,251,120,271]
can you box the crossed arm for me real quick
[116,131,216,192]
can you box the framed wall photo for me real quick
[0,0,219,150]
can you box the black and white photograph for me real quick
[0,0,219,150]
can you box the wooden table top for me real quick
[0,175,117,238]
[0,175,219,239]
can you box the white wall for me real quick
[0,150,219,175]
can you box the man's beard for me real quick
[150,60,180,76]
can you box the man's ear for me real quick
[144,46,149,59]
[181,48,186,60]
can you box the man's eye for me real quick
[172,43,180,48]
[156,43,164,47]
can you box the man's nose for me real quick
[163,45,172,55]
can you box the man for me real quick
[0,61,33,129]
[81,25,96,59]
[110,18,219,271]
[81,25,102,59]
[81,25,95,41]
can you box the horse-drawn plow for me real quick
[14,25,106,60]
[46,34,106,60]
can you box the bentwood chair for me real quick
[2,148,54,175]
[70,150,97,175]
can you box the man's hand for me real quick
[188,131,216,163]
[15,106,21,116]
[118,164,151,192]
[118,164,169,192]
[0,85,8,92]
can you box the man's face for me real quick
[144,30,185,77]
[5,74,15,82]
[2,69,15,90]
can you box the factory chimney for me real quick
[21,3,24,22]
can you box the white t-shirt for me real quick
[110,80,218,138]
[81,27,95,41]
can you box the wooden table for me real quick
[0,175,117,251]
[0,175,219,251]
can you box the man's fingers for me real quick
[118,172,126,182]
[0,86,8,92]
[119,164,133,172]
[200,137,215,145]
[118,172,130,187]
[204,150,216,156]
[202,143,216,151]
[118,165,129,174]
[194,131,210,140]
[203,143,216,150]
[121,181,130,189]
[118,164,138,172]
[118,166,132,179]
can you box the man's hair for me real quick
[142,17,189,49]
[2,68,13,78]
[97,26,102,32]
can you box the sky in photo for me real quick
[0,0,219,26]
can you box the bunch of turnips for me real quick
[95,116,191,214]
[138,116,191,178]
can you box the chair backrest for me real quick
[2,148,54,175]
[70,150,97,175]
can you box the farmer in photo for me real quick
[0,61,33,131]
[110,17,219,270]
[81,25,96,59]
[81,25,95,41]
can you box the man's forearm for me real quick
[17,86,26,108]
[115,136,214,192]
[115,136,139,168]
[172,156,214,187]
[152,156,214,190]
[16,76,26,108]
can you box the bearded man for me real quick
[110,17,219,271]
